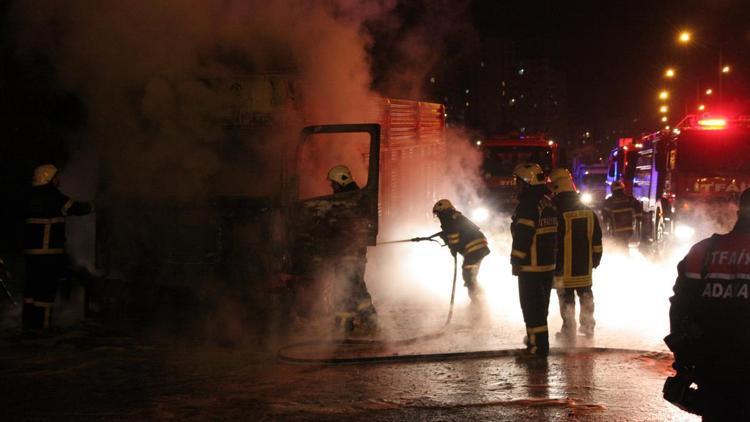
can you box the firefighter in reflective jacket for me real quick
[23,165,93,330]
[433,199,490,305]
[664,188,750,419]
[511,163,558,357]
[602,180,642,248]
[549,168,602,341]
[326,165,377,336]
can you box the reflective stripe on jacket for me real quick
[24,184,92,255]
[511,189,558,273]
[439,212,490,257]
[553,191,603,288]
[602,192,642,234]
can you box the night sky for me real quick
[471,0,750,134]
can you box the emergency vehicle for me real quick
[605,138,641,197]
[573,162,608,208]
[473,134,558,217]
[628,114,750,248]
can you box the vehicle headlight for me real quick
[471,207,490,223]
[675,224,695,241]
[580,192,593,205]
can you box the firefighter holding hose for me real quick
[510,163,558,357]
[663,188,750,419]
[432,199,490,306]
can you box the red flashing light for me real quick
[697,118,727,129]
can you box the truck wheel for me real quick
[653,214,665,257]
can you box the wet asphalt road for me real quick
[0,240,700,420]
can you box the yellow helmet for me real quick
[513,163,545,186]
[611,180,625,192]
[432,199,455,215]
[548,168,577,194]
[32,164,58,186]
[548,168,572,183]
[327,165,355,187]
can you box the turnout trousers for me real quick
[518,272,553,356]
[462,248,489,303]
[22,254,67,329]
[556,287,595,338]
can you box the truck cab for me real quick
[574,162,608,208]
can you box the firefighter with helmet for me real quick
[511,163,558,357]
[663,188,750,419]
[548,168,602,342]
[23,165,93,330]
[328,165,360,194]
[432,199,490,306]
[602,180,643,249]
[325,165,377,336]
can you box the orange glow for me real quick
[705,88,713,95]
[697,104,705,111]
[722,65,731,74]
[678,31,691,43]
[665,68,675,78]
[658,90,669,100]
[697,118,727,129]
[659,105,668,113]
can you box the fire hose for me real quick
[277,234,461,364]
[277,237,662,366]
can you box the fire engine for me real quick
[627,115,750,249]
[472,134,558,218]
[605,138,642,197]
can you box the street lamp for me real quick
[665,68,676,78]
[722,65,731,74]
[661,116,668,123]
[678,31,692,44]
[660,105,669,113]
[698,104,706,111]
[705,88,713,96]
[659,90,670,100]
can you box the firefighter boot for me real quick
[334,312,354,337]
[350,300,378,337]
[520,326,549,358]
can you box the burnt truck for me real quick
[94,77,445,332]
[471,134,558,219]
[626,115,750,250]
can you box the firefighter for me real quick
[548,168,602,342]
[22,165,93,330]
[664,188,750,419]
[602,180,642,249]
[510,163,558,357]
[326,165,377,336]
[432,199,490,306]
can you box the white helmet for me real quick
[32,164,58,186]
[432,199,455,215]
[327,165,355,187]
[513,163,545,186]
